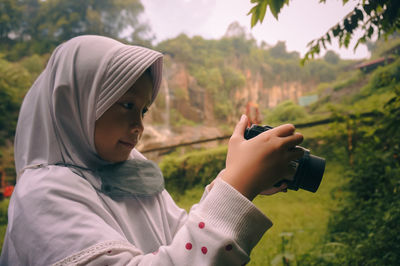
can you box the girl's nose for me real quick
[129,115,144,134]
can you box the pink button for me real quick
[185,243,193,250]
[201,246,208,254]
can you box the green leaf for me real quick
[258,1,268,23]
[367,26,374,37]
[354,38,361,51]
[332,26,341,37]
[344,18,351,32]
[322,39,327,50]
[269,2,279,19]
[250,8,259,27]
[269,0,287,20]
[343,32,351,47]
[354,35,367,51]
[326,32,331,44]
[364,3,373,15]
[247,5,258,16]
[355,8,364,21]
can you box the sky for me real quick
[140,0,370,60]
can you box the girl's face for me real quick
[94,72,153,162]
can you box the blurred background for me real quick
[0,0,399,265]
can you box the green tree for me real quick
[248,0,400,62]
[1,0,149,58]
[269,41,299,59]
[0,0,24,41]
[263,100,307,124]
[323,50,340,64]
[0,57,31,143]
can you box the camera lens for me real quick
[288,150,325,193]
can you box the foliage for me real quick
[159,146,227,195]
[192,67,223,95]
[0,0,149,60]
[269,41,299,59]
[214,102,234,121]
[0,199,9,250]
[366,33,400,59]
[248,0,400,63]
[329,85,400,265]
[262,100,308,125]
[169,109,196,128]
[294,70,400,266]
[0,199,9,226]
[220,66,246,91]
[304,60,337,83]
[332,72,362,92]
[0,54,46,182]
[361,57,400,95]
[323,50,340,65]
[19,54,49,82]
[0,57,31,143]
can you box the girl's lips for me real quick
[119,140,136,149]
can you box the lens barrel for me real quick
[289,151,325,192]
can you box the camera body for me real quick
[244,124,325,193]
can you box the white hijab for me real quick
[15,35,163,177]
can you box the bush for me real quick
[214,102,233,121]
[0,57,32,143]
[263,100,308,125]
[159,146,227,194]
[299,85,400,265]
[0,199,10,226]
[169,109,196,127]
[361,58,400,96]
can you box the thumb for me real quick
[232,114,248,139]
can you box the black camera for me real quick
[244,124,325,193]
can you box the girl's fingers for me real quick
[231,115,248,139]
[260,183,288,195]
[270,124,295,137]
[283,132,304,149]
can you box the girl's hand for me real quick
[260,183,288,195]
[221,115,304,201]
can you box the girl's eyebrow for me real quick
[119,91,139,100]
[119,94,135,100]
[118,94,152,106]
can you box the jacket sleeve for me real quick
[53,178,273,266]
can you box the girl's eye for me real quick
[142,107,148,117]
[120,103,134,110]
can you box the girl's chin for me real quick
[102,150,132,163]
[108,154,130,163]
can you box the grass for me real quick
[0,198,9,251]
[172,161,346,266]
